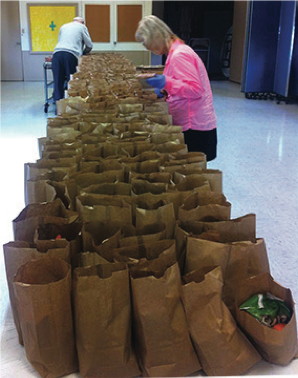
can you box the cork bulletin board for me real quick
[117,4,142,42]
[85,4,110,43]
[28,3,77,52]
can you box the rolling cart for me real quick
[43,57,54,113]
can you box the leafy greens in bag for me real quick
[240,293,292,327]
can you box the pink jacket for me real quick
[163,40,217,132]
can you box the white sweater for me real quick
[54,21,93,58]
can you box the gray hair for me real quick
[73,16,85,24]
[135,15,176,52]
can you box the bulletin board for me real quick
[85,4,110,43]
[117,4,142,42]
[28,4,77,52]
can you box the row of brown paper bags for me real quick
[4,233,297,376]
[6,197,298,374]
[8,198,264,315]
[4,237,298,377]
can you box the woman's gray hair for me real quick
[135,15,175,51]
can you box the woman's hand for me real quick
[146,74,166,89]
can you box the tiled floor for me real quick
[0,80,298,377]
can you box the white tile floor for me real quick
[0,80,298,377]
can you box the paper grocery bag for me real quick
[175,220,217,274]
[67,170,126,202]
[81,221,122,254]
[130,247,201,377]
[25,179,56,205]
[76,193,132,225]
[178,191,231,222]
[129,170,171,182]
[13,257,78,377]
[132,194,176,239]
[24,158,77,182]
[173,169,223,193]
[73,263,140,377]
[119,223,166,247]
[81,182,132,196]
[185,236,231,275]
[223,239,271,312]
[160,151,206,171]
[25,170,71,207]
[182,213,257,243]
[113,239,175,266]
[185,237,271,311]
[234,272,298,365]
[131,178,168,195]
[171,174,211,193]
[78,251,109,267]
[13,199,80,242]
[182,266,261,376]
[33,206,82,268]
[3,240,70,346]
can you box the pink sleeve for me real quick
[163,50,204,98]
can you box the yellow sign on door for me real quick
[29,5,76,52]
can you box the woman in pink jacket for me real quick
[135,15,217,161]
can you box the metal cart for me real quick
[43,59,54,113]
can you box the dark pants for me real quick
[183,128,217,161]
[52,51,78,102]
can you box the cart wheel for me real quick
[44,103,49,113]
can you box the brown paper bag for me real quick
[185,236,270,310]
[223,239,271,311]
[80,221,122,263]
[154,142,188,155]
[81,182,132,196]
[173,169,223,193]
[182,266,261,376]
[182,213,257,243]
[3,239,70,345]
[76,193,132,225]
[24,159,77,182]
[131,178,168,195]
[25,179,57,205]
[113,239,175,265]
[185,236,231,275]
[13,257,78,377]
[150,132,184,145]
[25,170,70,206]
[73,263,140,377]
[36,227,82,269]
[130,246,201,377]
[119,223,167,247]
[129,171,172,185]
[133,195,176,239]
[170,174,211,193]
[234,272,298,365]
[175,220,218,273]
[13,199,80,242]
[81,221,121,252]
[178,191,231,222]
[78,251,109,267]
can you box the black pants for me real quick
[52,51,78,102]
[183,128,217,161]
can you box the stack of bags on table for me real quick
[3,52,298,378]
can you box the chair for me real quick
[189,38,211,71]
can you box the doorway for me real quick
[1,1,24,81]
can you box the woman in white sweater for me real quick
[52,17,93,102]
